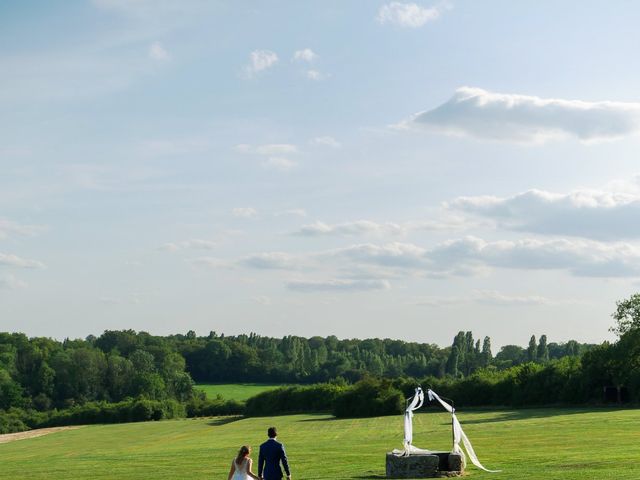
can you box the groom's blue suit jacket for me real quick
[258,438,290,479]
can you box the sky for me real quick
[2,1,640,347]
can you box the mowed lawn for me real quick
[195,383,287,401]
[1,408,640,479]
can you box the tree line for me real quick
[3,294,640,433]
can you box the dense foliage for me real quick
[2,294,640,433]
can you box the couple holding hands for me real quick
[228,427,291,480]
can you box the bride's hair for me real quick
[235,445,251,465]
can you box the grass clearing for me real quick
[1,408,639,479]
[195,383,287,401]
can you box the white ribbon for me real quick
[403,387,424,451]
[427,389,501,473]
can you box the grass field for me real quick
[195,383,287,401]
[1,408,640,479]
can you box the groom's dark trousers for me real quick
[258,438,290,480]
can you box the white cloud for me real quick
[377,2,443,28]
[293,48,317,63]
[189,257,228,269]
[0,274,27,290]
[244,50,279,77]
[0,253,45,269]
[294,220,405,237]
[253,295,272,305]
[232,207,257,218]
[328,236,640,278]
[414,290,574,307]
[161,239,217,251]
[311,136,341,148]
[292,218,470,237]
[148,41,170,61]
[451,186,640,239]
[0,219,44,239]
[262,157,298,171]
[287,278,390,292]
[306,70,323,81]
[240,252,299,270]
[409,87,640,143]
[235,143,299,171]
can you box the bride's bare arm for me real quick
[247,458,260,480]
[227,460,236,480]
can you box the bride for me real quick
[228,445,260,480]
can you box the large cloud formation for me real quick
[230,236,640,280]
[451,188,640,240]
[411,87,640,143]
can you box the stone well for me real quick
[385,451,464,478]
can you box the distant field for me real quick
[2,408,640,479]
[195,383,287,401]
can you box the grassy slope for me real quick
[195,383,286,401]
[1,408,639,479]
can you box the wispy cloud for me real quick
[294,220,405,237]
[0,274,28,290]
[408,87,640,143]
[0,253,45,269]
[240,252,300,270]
[148,41,171,61]
[292,218,470,237]
[244,50,279,77]
[232,207,257,218]
[414,290,577,307]
[292,48,317,63]
[161,239,217,251]
[286,278,390,292]
[238,236,640,279]
[262,157,298,171]
[306,70,324,81]
[450,185,640,239]
[235,143,299,171]
[377,2,445,28]
[0,219,44,240]
[311,136,341,148]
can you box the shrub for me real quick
[333,378,404,418]
[245,384,346,416]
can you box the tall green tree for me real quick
[537,335,549,363]
[481,336,492,367]
[527,335,537,362]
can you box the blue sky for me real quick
[2,1,640,347]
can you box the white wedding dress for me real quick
[231,458,250,480]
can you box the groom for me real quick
[258,426,291,480]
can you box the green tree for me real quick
[446,346,460,377]
[611,293,640,336]
[537,335,549,363]
[481,336,492,367]
[527,335,537,362]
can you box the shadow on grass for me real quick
[207,416,244,427]
[296,414,338,422]
[428,407,624,425]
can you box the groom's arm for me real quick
[258,446,264,477]
[280,444,290,477]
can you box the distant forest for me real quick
[0,328,592,412]
[2,293,640,433]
